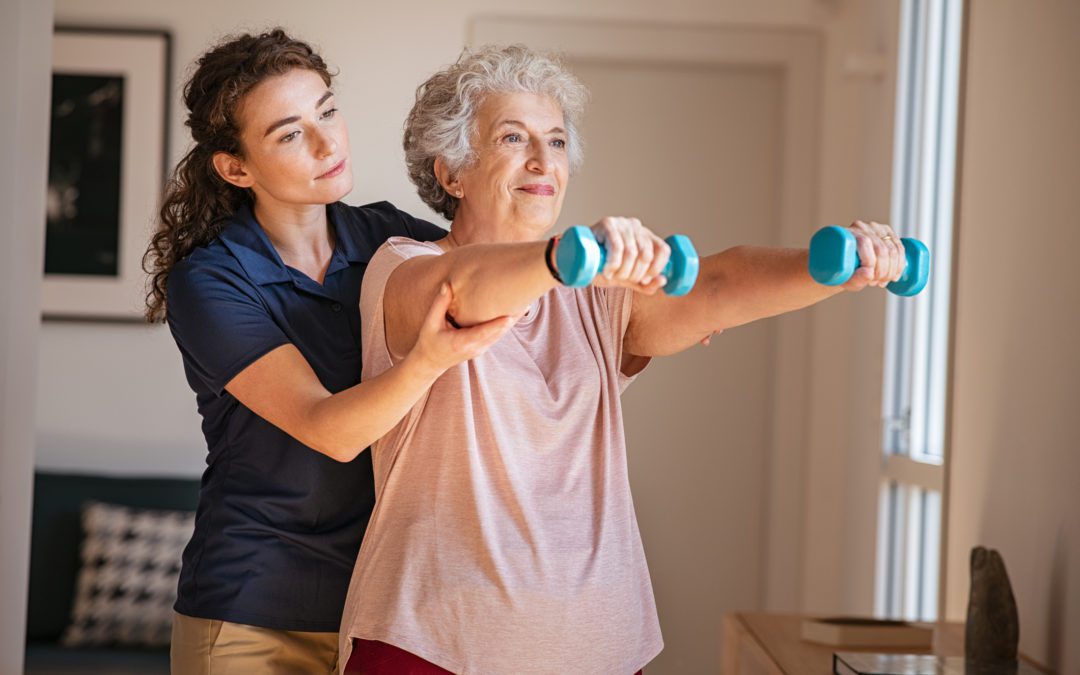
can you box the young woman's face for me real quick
[225,68,352,208]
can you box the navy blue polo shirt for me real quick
[166,201,444,631]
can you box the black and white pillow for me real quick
[61,501,195,647]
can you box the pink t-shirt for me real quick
[339,238,663,674]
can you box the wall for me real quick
[1,0,53,670]
[39,0,898,669]
[944,1,1080,671]
[795,0,900,616]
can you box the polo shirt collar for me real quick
[218,203,362,286]
[326,202,370,265]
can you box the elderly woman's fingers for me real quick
[592,216,672,287]
[645,234,671,287]
[852,221,878,284]
[627,219,655,284]
[613,219,640,281]
[593,217,623,277]
[869,222,895,286]
[867,222,891,287]
[879,223,907,282]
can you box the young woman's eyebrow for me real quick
[263,91,335,137]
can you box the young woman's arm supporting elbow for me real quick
[226,287,512,462]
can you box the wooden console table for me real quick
[721,613,1052,674]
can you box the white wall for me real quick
[1,0,53,670]
[39,0,900,668]
[795,0,900,616]
[944,2,1080,671]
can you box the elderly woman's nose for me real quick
[526,140,555,173]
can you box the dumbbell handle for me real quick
[554,225,699,296]
[808,225,930,297]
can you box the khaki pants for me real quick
[171,612,339,675]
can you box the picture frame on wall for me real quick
[43,27,170,321]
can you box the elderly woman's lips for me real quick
[317,159,346,179]
[518,184,555,196]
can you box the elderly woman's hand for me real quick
[841,220,908,292]
[408,283,516,376]
[590,216,672,294]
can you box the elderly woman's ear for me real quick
[434,157,463,199]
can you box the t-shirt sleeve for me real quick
[360,237,443,382]
[166,259,289,396]
[596,286,651,392]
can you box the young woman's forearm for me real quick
[304,353,444,462]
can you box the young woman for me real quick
[142,30,517,674]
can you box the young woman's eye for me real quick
[280,130,300,143]
[321,107,338,120]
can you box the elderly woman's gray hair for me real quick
[404,44,589,221]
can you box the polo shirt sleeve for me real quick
[166,258,290,396]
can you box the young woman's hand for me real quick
[407,283,515,376]
[589,216,671,295]
[841,220,908,291]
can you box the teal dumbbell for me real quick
[808,225,930,297]
[555,225,700,296]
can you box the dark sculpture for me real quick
[965,546,1019,666]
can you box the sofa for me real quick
[24,471,200,675]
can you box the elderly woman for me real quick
[338,46,904,674]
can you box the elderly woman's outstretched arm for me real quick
[623,221,906,358]
[381,223,669,360]
[382,240,557,358]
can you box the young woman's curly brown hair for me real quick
[142,28,333,322]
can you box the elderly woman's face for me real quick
[454,92,569,236]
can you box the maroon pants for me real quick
[345,639,643,674]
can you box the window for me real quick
[876,0,964,622]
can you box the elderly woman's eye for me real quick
[550,138,566,149]
[504,133,523,143]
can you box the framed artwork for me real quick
[43,27,170,321]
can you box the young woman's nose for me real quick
[313,127,338,158]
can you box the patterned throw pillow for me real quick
[61,500,195,647]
